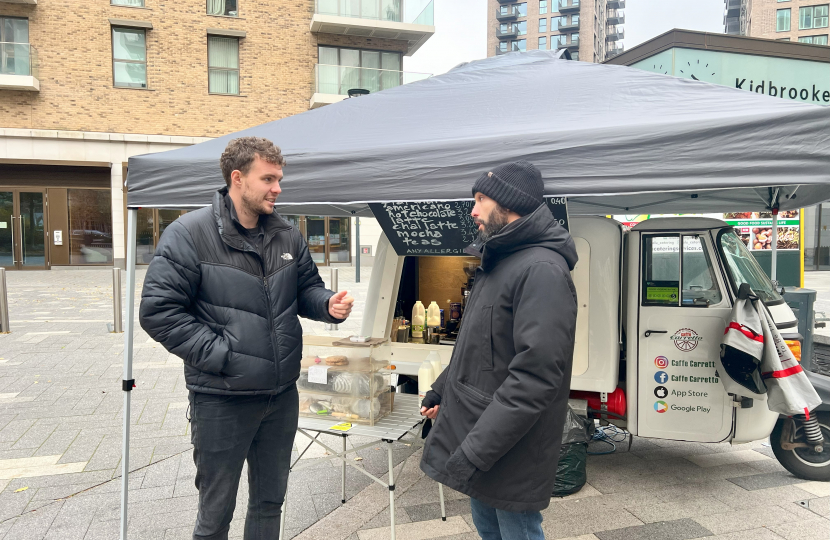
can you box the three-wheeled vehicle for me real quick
[359,214,830,481]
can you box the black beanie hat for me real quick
[471,161,544,216]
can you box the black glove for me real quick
[421,390,441,410]
[446,448,478,483]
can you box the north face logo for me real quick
[281,253,293,261]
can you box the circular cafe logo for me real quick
[654,356,669,369]
[671,328,702,352]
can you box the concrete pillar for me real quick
[111,163,126,270]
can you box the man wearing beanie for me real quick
[419,161,578,539]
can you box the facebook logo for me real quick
[654,371,668,384]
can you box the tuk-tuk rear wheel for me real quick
[770,412,830,481]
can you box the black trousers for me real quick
[189,386,299,540]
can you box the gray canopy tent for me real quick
[118,49,830,537]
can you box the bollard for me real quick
[112,267,123,333]
[325,267,339,331]
[0,268,9,333]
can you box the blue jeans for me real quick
[189,386,299,540]
[470,497,545,540]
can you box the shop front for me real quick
[284,215,352,266]
[0,164,114,270]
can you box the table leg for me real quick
[438,483,446,521]
[387,440,396,540]
[342,434,347,504]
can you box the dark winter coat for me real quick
[139,188,342,395]
[419,203,579,512]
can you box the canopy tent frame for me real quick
[117,50,830,538]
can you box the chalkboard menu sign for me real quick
[369,198,568,256]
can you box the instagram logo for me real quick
[654,356,669,369]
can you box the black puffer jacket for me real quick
[139,188,342,395]
[420,203,579,512]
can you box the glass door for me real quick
[0,190,48,270]
[0,192,13,269]
[18,191,46,269]
[306,216,328,265]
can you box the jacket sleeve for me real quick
[459,261,577,472]
[139,221,229,375]
[295,232,343,324]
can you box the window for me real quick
[642,235,722,307]
[208,36,240,95]
[550,16,558,31]
[500,5,508,15]
[800,5,829,29]
[572,51,578,61]
[517,21,527,35]
[799,34,829,44]
[538,36,547,49]
[207,0,238,17]
[112,0,145,6]
[719,230,782,304]
[777,8,791,31]
[539,18,547,32]
[498,41,508,53]
[540,0,547,14]
[112,27,147,88]
[68,190,113,265]
[0,17,30,76]
[512,39,526,52]
[317,46,402,94]
[778,37,792,40]
[500,23,509,33]
[517,3,527,16]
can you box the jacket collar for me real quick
[212,187,291,251]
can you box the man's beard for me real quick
[475,205,509,243]
[241,188,273,217]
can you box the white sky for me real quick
[405,0,726,75]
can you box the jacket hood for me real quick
[472,203,578,271]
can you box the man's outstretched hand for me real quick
[328,291,354,320]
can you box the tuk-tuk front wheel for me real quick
[770,412,830,481]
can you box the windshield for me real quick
[719,229,782,303]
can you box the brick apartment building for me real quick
[486,0,625,63]
[0,0,433,270]
[725,0,829,45]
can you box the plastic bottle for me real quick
[427,301,441,328]
[426,350,443,378]
[418,357,435,403]
[412,301,426,339]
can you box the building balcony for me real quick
[558,18,580,32]
[497,0,514,4]
[724,16,740,34]
[558,0,580,13]
[310,64,430,109]
[497,26,519,39]
[607,0,624,8]
[606,26,624,41]
[556,35,579,49]
[311,0,435,56]
[607,9,624,25]
[0,43,39,91]
[496,6,521,21]
[724,0,741,18]
[606,43,624,59]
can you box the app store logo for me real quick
[654,371,668,384]
[654,356,669,369]
[654,401,668,413]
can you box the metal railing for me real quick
[607,9,624,24]
[607,0,625,8]
[606,26,624,40]
[497,25,519,38]
[558,17,580,31]
[314,64,430,96]
[314,0,434,26]
[0,43,38,78]
[496,6,522,19]
[556,35,579,48]
[559,0,580,11]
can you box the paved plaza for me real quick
[0,267,826,539]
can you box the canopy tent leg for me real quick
[771,211,778,283]
[120,208,138,540]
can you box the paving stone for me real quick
[356,515,471,540]
[768,517,830,540]
[726,471,807,491]
[594,518,714,540]
[625,497,732,524]
[401,498,470,523]
[2,499,64,540]
[795,496,830,518]
[708,529,788,540]
[692,504,805,535]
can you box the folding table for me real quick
[279,393,446,540]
